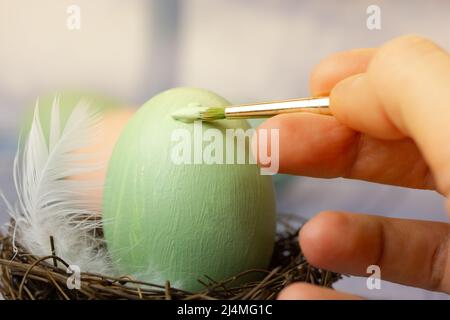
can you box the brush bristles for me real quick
[200,107,226,121]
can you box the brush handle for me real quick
[225,97,331,119]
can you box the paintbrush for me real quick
[171,97,331,123]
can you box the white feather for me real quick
[3,97,112,274]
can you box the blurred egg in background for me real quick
[69,106,134,202]
[19,91,134,203]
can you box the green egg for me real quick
[103,87,276,291]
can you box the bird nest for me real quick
[0,217,341,300]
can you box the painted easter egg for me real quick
[103,87,276,291]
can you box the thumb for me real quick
[330,35,450,196]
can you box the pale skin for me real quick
[256,35,450,299]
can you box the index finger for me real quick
[330,35,450,196]
[310,48,376,96]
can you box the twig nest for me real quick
[0,224,342,299]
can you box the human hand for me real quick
[256,35,450,299]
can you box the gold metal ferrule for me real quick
[224,97,331,119]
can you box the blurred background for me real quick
[1,0,449,299]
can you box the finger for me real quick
[329,35,450,195]
[310,48,376,96]
[257,113,434,189]
[277,283,362,300]
[300,211,450,293]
